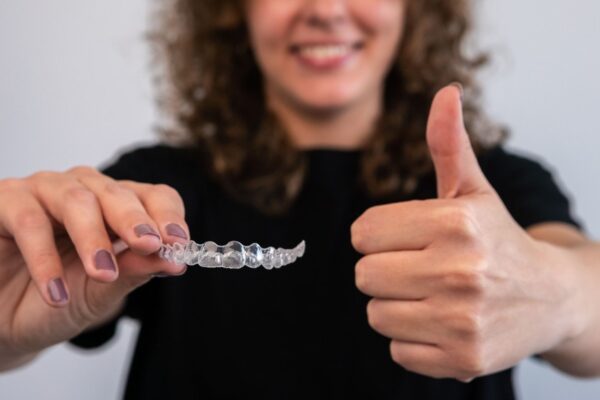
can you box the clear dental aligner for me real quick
[158,240,306,270]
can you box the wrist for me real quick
[533,239,589,357]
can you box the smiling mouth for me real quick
[290,42,364,68]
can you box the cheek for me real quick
[354,0,405,45]
[245,2,296,62]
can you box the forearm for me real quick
[537,239,600,377]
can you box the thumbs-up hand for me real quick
[351,84,571,381]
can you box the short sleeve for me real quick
[479,146,584,231]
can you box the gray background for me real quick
[1,0,599,398]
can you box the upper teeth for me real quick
[299,44,353,60]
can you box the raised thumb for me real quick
[426,83,491,199]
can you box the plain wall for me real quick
[1,0,599,398]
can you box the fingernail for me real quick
[166,223,188,240]
[94,249,117,272]
[134,224,161,240]
[450,82,464,102]
[48,278,69,304]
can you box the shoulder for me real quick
[477,144,568,199]
[477,145,582,230]
[478,145,555,180]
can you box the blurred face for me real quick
[244,0,405,114]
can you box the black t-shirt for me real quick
[70,144,582,400]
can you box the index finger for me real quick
[350,199,438,254]
[119,181,189,245]
[350,198,476,254]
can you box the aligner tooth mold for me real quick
[158,240,306,270]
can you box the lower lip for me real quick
[293,48,358,71]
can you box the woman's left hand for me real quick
[351,84,578,382]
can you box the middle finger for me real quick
[70,168,162,255]
[367,298,440,345]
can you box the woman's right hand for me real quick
[0,166,189,370]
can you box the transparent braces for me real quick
[158,240,306,270]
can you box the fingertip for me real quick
[129,223,163,255]
[157,257,188,276]
[131,235,163,256]
[91,249,119,282]
[91,269,120,283]
[47,277,69,307]
[151,265,188,279]
[172,264,188,276]
[435,84,463,117]
[116,249,184,279]
[427,85,466,155]
[134,224,161,242]
[165,223,189,244]
[449,82,464,103]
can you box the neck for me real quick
[266,88,382,150]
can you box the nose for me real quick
[302,0,348,28]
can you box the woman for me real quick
[1,0,599,399]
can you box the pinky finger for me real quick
[4,198,69,307]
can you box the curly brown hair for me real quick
[149,0,506,215]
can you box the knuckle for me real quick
[152,183,180,199]
[443,262,487,295]
[67,165,97,177]
[466,249,489,289]
[104,181,134,197]
[14,209,48,231]
[27,170,57,183]
[441,204,479,241]
[0,178,27,193]
[63,186,98,207]
[457,344,486,379]
[449,305,485,341]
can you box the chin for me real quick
[293,86,362,114]
[296,98,354,116]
